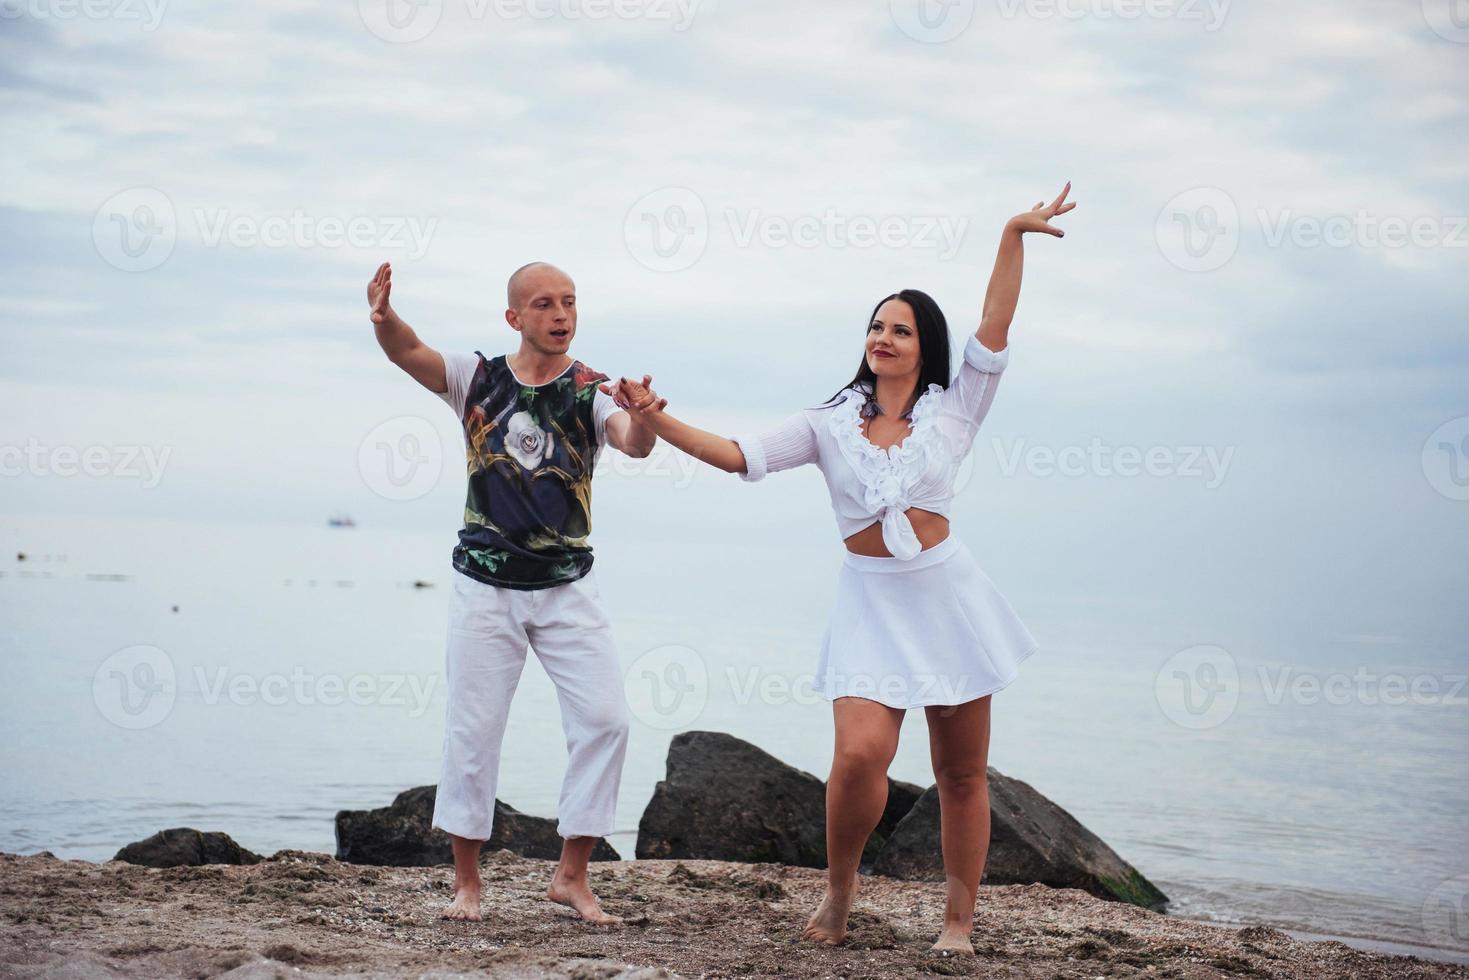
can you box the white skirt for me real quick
[814,534,1038,709]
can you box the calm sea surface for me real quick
[1,512,1465,964]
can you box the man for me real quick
[366,260,656,924]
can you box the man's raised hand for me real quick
[368,262,395,325]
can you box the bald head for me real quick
[507,261,573,310]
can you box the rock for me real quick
[334,785,619,866]
[113,828,263,868]
[872,773,1169,910]
[636,731,829,866]
[633,734,964,871]
[635,732,1165,911]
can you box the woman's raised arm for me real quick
[613,377,751,475]
[612,377,818,481]
[976,180,1075,354]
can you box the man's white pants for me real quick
[430,567,629,842]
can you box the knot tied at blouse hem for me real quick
[879,506,922,560]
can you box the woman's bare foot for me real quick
[930,921,975,955]
[801,880,857,945]
[440,884,482,921]
[547,875,623,925]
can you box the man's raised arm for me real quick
[368,261,448,394]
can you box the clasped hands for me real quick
[598,375,667,418]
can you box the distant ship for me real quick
[327,513,357,528]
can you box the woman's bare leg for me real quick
[924,695,993,954]
[803,696,905,944]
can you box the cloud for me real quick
[0,0,1464,516]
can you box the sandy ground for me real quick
[1,849,1464,979]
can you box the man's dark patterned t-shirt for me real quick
[443,353,611,591]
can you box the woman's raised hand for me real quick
[1008,181,1076,238]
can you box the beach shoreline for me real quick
[3,849,1465,980]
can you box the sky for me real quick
[2,0,1467,660]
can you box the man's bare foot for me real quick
[801,882,857,945]
[441,885,482,921]
[930,922,975,955]
[548,876,623,925]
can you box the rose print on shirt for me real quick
[504,410,555,471]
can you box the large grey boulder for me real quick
[635,732,1166,911]
[637,731,826,866]
[872,774,1169,910]
[334,785,619,866]
[635,730,919,869]
[113,828,263,868]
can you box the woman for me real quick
[615,183,1075,954]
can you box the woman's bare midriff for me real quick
[843,509,949,557]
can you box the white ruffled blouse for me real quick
[733,333,1010,560]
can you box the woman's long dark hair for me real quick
[823,289,952,408]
